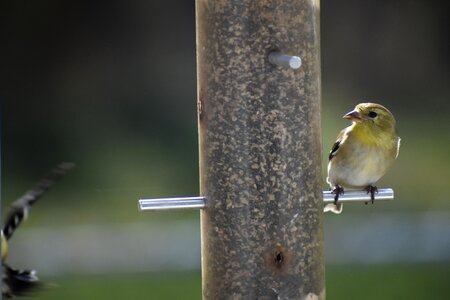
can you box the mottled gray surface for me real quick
[196,0,324,299]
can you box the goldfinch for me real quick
[324,103,400,214]
[2,162,74,298]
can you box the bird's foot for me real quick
[331,185,345,205]
[365,185,378,204]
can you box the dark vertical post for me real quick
[196,0,324,298]
[0,129,2,300]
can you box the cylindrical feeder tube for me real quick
[196,0,324,299]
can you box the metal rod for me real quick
[323,188,394,203]
[268,51,302,69]
[138,189,393,212]
[138,196,206,211]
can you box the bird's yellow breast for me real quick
[1,231,7,262]
[327,124,398,188]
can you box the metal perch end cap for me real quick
[269,51,302,69]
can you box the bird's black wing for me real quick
[328,129,345,161]
[329,141,340,161]
[2,162,74,240]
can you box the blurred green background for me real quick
[1,0,449,299]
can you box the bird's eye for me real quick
[368,111,377,118]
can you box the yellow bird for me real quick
[325,103,400,214]
[2,162,74,298]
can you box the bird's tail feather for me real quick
[2,264,42,298]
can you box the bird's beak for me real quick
[343,110,361,122]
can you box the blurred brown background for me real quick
[1,1,449,299]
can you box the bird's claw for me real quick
[365,185,378,204]
[331,185,345,205]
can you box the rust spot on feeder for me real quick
[197,93,204,121]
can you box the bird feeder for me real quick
[139,0,393,299]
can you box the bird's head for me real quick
[343,102,396,132]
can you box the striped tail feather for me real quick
[2,264,42,298]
